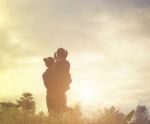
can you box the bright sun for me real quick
[77,84,97,105]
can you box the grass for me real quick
[0,104,134,124]
[0,93,139,124]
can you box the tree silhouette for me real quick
[0,102,17,112]
[132,105,150,124]
[16,92,35,114]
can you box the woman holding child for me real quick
[42,48,71,113]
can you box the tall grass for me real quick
[0,93,146,124]
[0,105,134,124]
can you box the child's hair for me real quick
[43,57,54,67]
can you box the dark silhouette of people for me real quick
[42,48,71,113]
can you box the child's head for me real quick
[43,57,54,67]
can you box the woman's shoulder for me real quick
[61,60,70,67]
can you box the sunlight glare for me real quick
[78,83,98,105]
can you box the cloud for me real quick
[0,28,19,69]
[2,0,150,76]
[6,0,150,48]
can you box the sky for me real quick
[0,0,150,112]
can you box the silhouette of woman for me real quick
[53,48,72,112]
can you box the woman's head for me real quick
[43,57,54,67]
[56,48,68,60]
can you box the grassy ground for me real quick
[0,105,133,124]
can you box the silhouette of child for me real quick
[42,57,55,89]
[43,57,59,113]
